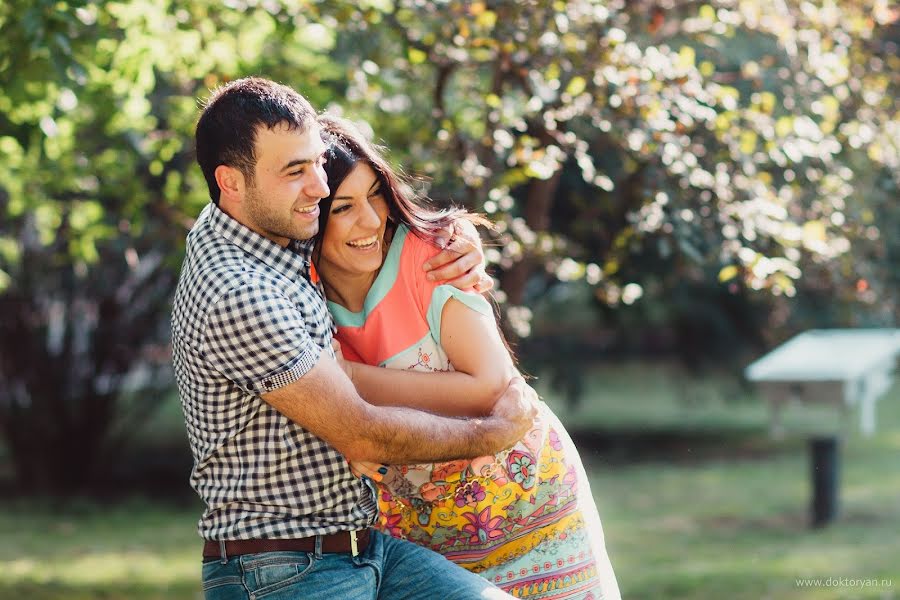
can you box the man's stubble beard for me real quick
[245,183,319,243]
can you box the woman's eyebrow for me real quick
[334,179,380,201]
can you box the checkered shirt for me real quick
[171,203,377,540]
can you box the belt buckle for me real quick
[349,530,359,557]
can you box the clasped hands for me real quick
[347,376,540,482]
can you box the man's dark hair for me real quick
[195,77,317,204]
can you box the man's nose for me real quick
[307,167,329,199]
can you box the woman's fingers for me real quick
[349,460,388,482]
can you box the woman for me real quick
[313,115,620,600]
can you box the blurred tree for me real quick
[329,0,898,366]
[0,0,896,490]
[0,0,348,492]
[0,0,193,492]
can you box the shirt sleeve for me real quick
[202,284,323,395]
[407,231,494,347]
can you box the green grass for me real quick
[544,364,900,600]
[532,362,856,435]
[0,498,203,600]
[1,364,898,599]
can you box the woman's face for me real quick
[318,162,390,279]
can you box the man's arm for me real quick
[423,218,494,292]
[262,350,535,464]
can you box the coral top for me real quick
[328,225,493,371]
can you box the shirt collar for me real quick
[206,203,315,281]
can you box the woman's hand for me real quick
[423,220,493,293]
[332,339,355,382]
[349,460,387,482]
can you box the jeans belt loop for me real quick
[313,534,324,559]
[350,530,359,557]
[219,540,228,565]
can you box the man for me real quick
[172,77,535,599]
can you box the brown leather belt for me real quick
[203,529,371,561]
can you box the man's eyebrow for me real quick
[280,158,312,172]
[279,147,327,173]
[333,179,380,201]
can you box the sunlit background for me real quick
[0,1,898,598]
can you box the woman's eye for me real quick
[332,204,350,214]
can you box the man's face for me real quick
[242,123,329,246]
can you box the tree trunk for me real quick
[501,169,563,306]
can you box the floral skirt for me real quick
[376,405,618,599]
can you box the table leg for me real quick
[810,436,840,528]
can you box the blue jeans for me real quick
[201,530,513,599]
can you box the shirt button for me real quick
[264,380,274,390]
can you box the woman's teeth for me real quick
[347,236,378,248]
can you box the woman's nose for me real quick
[360,202,383,228]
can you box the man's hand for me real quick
[488,377,538,450]
[423,219,493,293]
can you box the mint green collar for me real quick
[328,225,409,327]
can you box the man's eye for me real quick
[288,170,304,177]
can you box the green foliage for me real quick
[0,0,348,491]
[0,0,896,491]
[329,1,898,338]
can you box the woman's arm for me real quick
[344,297,519,417]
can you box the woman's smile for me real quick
[347,235,380,250]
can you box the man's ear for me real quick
[214,165,245,203]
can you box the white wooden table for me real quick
[745,329,900,437]
[744,328,899,526]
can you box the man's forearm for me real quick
[262,354,528,465]
[347,402,515,464]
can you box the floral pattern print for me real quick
[455,480,486,507]
[407,347,446,372]
[506,450,538,490]
[374,401,612,599]
[461,506,505,544]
